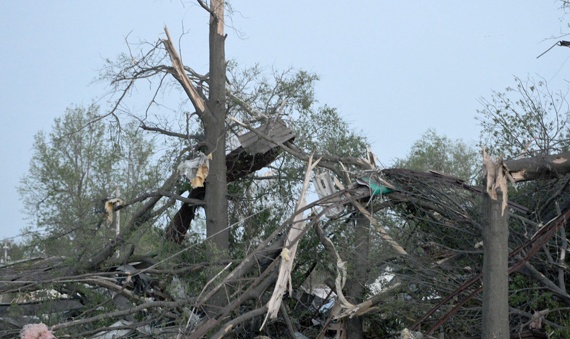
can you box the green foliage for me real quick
[548,316,570,338]
[477,76,570,158]
[226,65,371,257]
[395,128,478,181]
[18,104,164,257]
[228,62,319,118]
[509,272,570,337]
[294,105,369,159]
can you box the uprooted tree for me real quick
[6,2,570,338]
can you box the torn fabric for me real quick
[177,152,212,188]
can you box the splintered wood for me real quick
[482,147,515,215]
[261,156,320,330]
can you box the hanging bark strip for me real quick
[313,223,355,317]
[483,147,515,215]
[260,156,320,329]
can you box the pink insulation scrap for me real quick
[20,323,56,339]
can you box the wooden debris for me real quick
[314,172,343,217]
[238,119,294,154]
[261,156,320,329]
[104,198,124,222]
[482,147,515,215]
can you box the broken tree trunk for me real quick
[203,0,229,253]
[162,16,228,251]
[505,151,570,182]
[481,149,510,338]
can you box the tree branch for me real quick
[505,151,570,182]
[140,123,202,140]
[162,26,208,115]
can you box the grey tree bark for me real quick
[505,151,570,182]
[481,192,509,338]
[345,212,370,338]
[203,0,229,253]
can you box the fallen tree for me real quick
[6,146,570,337]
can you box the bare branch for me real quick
[140,122,202,140]
[162,26,208,114]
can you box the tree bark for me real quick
[204,0,228,252]
[345,212,369,339]
[481,191,510,338]
[505,151,570,182]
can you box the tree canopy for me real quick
[18,105,165,258]
[395,128,478,181]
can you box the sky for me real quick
[1,1,569,241]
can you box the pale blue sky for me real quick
[1,1,568,240]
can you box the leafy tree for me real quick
[478,76,570,158]
[395,128,478,181]
[225,67,322,251]
[18,104,164,258]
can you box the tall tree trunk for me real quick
[346,212,369,338]
[481,192,509,338]
[204,0,228,253]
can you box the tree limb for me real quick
[162,26,208,115]
[505,151,570,182]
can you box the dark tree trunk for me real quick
[165,187,204,243]
[346,212,369,339]
[481,192,509,338]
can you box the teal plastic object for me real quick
[357,177,392,196]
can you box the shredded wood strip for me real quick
[482,147,514,215]
[260,156,320,329]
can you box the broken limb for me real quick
[505,151,570,182]
[333,178,406,255]
[335,282,403,320]
[162,26,207,114]
[261,156,320,329]
[313,223,355,315]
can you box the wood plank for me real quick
[238,120,294,154]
